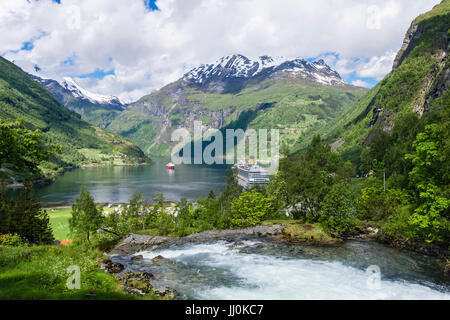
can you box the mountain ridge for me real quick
[0,56,150,182]
[183,54,346,92]
[107,54,365,156]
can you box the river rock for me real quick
[229,241,244,249]
[101,260,124,273]
[118,271,177,299]
[151,255,175,266]
[131,255,144,263]
[110,224,285,255]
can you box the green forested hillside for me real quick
[307,0,450,244]
[330,0,449,168]
[0,57,149,181]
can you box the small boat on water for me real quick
[166,162,175,169]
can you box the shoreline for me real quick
[4,161,153,189]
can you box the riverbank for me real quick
[45,207,449,270]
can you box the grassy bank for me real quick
[0,244,145,300]
[263,219,342,245]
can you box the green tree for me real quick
[207,190,216,199]
[1,181,53,244]
[0,117,53,174]
[0,183,14,235]
[230,191,274,228]
[69,187,103,243]
[175,198,196,236]
[13,181,54,244]
[319,183,357,236]
[274,135,354,220]
[126,192,149,231]
[405,124,449,242]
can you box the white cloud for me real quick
[351,80,371,88]
[321,50,397,81]
[0,0,441,101]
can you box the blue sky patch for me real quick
[342,72,378,88]
[61,54,76,66]
[144,0,159,11]
[21,42,34,51]
[75,68,115,80]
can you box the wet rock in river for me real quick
[117,271,177,299]
[151,255,175,266]
[131,255,144,263]
[101,260,124,273]
[229,241,244,249]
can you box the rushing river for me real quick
[113,238,450,300]
[19,159,229,204]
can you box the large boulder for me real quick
[110,225,285,255]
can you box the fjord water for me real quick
[32,159,229,204]
[125,239,450,300]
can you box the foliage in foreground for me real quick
[0,244,140,300]
[0,181,54,245]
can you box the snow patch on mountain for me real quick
[61,77,124,106]
[184,54,346,86]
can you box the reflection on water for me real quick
[16,159,229,204]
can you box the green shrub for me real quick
[230,191,274,228]
[318,183,358,236]
[378,205,416,241]
[0,233,27,246]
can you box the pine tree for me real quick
[13,181,54,244]
[207,190,216,199]
[0,183,14,234]
[69,187,103,243]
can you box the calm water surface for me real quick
[30,159,229,204]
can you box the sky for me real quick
[0,0,442,102]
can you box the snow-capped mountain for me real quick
[30,74,124,108]
[183,54,346,90]
[60,77,124,106]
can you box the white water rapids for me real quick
[135,240,450,300]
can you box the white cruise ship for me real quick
[234,158,270,187]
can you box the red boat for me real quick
[166,162,175,169]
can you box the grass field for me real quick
[47,207,72,241]
[47,205,129,241]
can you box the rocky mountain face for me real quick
[368,2,448,132]
[31,75,124,108]
[106,54,364,156]
[330,0,449,162]
[30,74,125,128]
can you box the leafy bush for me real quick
[0,233,27,247]
[378,205,417,241]
[318,183,358,236]
[230,191,274,228]
[358,179,411,221]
